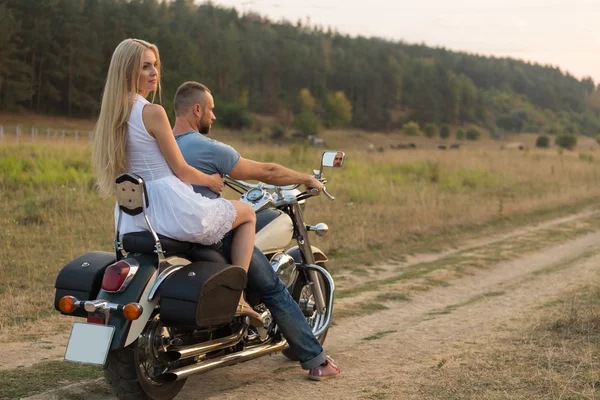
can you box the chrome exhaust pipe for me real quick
[165,324,246,362]
[158,339,287,382]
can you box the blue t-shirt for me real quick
[175,131,240,199]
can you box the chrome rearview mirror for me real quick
[321,151,345,168]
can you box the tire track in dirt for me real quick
[21,213,600,400]
[170,230,600,400]
[333,208,599,291]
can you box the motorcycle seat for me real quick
[122,231,227,263]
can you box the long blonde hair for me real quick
[92,38,162,198]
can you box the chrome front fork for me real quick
[292,203,327,315]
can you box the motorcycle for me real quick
[54,150,345,400]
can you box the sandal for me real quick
[236,302,264,328]
[308,356,341,381]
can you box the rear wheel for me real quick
[282,263,331,361]
[103,317,186,400]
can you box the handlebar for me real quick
[225,175,334,203]
[224,176,300,192]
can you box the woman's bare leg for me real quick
[229,201,262,325]
[229,200,256,272]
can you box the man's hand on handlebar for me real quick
[305,176,324,194]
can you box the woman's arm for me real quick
[141,103,223,193]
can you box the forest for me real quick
[1,0,600,136]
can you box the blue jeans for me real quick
[222,240,326,369]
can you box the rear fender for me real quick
[95,253,157,350]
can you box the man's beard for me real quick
[199,121,211,135]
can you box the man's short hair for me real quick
[173,81,211,116]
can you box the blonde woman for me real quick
[92,38,262,325]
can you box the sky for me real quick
[208,0,600,84]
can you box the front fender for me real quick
[286,245,328,265]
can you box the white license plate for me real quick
[64,322,115,365]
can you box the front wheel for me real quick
[103,317,186,400]
[282,263,332,361]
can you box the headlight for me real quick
[270,253,296,287]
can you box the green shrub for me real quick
[555,134,577,149]
[423,123,438,138]
[270,125,287,140]
[325,91,352,128]
[535,135,550,148]
[456,128,465,140]
[595,135,600,145]
[466,127,481,141]
[440,125,450,139]
[217,101,253,129]
[294,111,321,136]
[403,121,422,136]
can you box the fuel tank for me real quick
[254,209,294,254]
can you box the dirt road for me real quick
[22,210,600,400]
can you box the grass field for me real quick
[2,116,600,332]
[3,114,600,398]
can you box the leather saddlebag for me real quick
[54,251,116,317]
[160,261,247,327]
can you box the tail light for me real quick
[101,260,139,293]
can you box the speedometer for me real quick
[246,188,264,202]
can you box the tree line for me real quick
[1,0,599,136]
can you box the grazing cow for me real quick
[450,144,460,149]
[502,142,524,150]
[307,135,324,146]
[438,145,447,150]
[408,143,417,149]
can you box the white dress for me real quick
[115,94,237,245]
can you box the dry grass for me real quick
[2,128,600,333]
[243,137,600,260]
[0,112,96,131]
[0,360,104,400]
[416,285,600,400]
